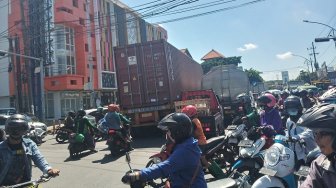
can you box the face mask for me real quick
[287,109,299,116]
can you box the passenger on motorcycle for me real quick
[257,93,283,135]
[64,111,76,132]
[278,90,289,108]
[121,113,207,188]
[284,96,317,170]
[299,89,314,111]
[297,103,336,188]
[0,114,60,186]
[74,109,97,153]
[104,104,131,142]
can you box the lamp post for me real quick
[0,49,45,121]
[291,53,312,84]
[303,20,336,48]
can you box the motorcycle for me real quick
[55,126,73,143]
[24,126,46,146]
[106,127,132,156]
[68,133,94,159]
[295,147,321,186]
[251,135,298,188]
[0,174,54,188]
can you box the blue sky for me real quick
[122,0,336,81]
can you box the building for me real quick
[4,0,167,119]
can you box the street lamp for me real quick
[303,20,336,48]
[0,49,45,121]
[291,53,313,73]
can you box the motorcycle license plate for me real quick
[295,166,310,177]
[228,137,238,144]
[238,139,254,147]
[259,167,277,176]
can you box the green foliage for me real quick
[295,70,315,83]
[244,68,264,84]
[201,56,242,74]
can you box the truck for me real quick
[202,64,250,126]
[174,89,224,138]
[114,39,203,129]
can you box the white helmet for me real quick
[263,143,295,178]
[252,175,285,188]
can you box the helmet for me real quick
[284,96,303,116]
[68,111,76,118]
[108,104,119,112]
[236,93,251,105]
[77,109,86,117]
[157,113,192,144]
[299,89,308,97]
[297,103,336,133]
[181,105,197,118]
[5,114,29,137]
[257,93,277,108]
[263,143,295,178]
[280,90,289,98]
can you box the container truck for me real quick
[114,39,203,129]
[202,64,250,126]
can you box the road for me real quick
[32,134,166,188]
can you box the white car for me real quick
[25,115,48,131]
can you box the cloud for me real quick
[237,43,258,52]
[276,52,292,60]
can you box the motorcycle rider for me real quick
[64,111,76,132]
[299,89,314,111]
[256,93,283,135]
[297,103,336,188]
[283,96,317,170]
[0,114,60,186]
[278,90,289,108]
[237,93,260,128]
[104,104,131,143]
[121,113,207,188]
[74,109,97,153]
[95,107,105,123]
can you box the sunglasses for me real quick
[313,131,333,139]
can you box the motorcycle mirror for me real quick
[125,152,131,163]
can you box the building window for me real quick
[73,0,78,7]
[70,80,77,85]
[79,18,85,25]
[85,43,89,52]
[83,3,87,11]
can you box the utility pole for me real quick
[308,42,319,72]
[86,0,95,108]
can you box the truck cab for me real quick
[175,89,224,138]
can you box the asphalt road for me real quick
[32,133,166,188]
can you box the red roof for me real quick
[201,49,225,61]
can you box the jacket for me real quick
[0,138,51,185]
[192,118,207,145]
[300,154,336,188]
[140,137,207,188]
[285,118,317,161]
[74,116,95,135]
[260,108,282,133]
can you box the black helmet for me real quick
[297,103,336,133]
[77,109,86,117]
[157,113,192,144]
[299,89,308,96]
[5,114,29,137]
[68,111,76,118]
[284,96,303,113]
[280,90,289,98]
[236,93,251,105]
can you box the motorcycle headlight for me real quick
[265,147,280,167]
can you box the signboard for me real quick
[126,104,171,113]
[101,71,117,89]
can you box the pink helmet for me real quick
[257,93,277,108]
[181,105,197,118]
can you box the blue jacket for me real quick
[0,138,52,184]
[140,137,207,188]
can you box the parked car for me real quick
[24,115,48,131]
[0,108,17,115]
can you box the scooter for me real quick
[68,133,94,159]
[55,126,72,143]
[106,127,132,156]
[251,135,297,188]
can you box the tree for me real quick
[244,68,264,84]
[201,56,242,74]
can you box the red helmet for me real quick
[181,105,197,118]
[257,93,277,108]
[108,104,119,112]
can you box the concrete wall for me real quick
[0,0,10,105]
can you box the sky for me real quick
[121,0,336,81]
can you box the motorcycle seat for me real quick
[207,178,237,188]
[201,135,225,153]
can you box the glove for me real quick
[121,171,141,184]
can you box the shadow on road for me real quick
[92,153,124,164]
[63,150,96,162]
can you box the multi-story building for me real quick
[4,0,167,119]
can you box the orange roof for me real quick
[201,49,225,61]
